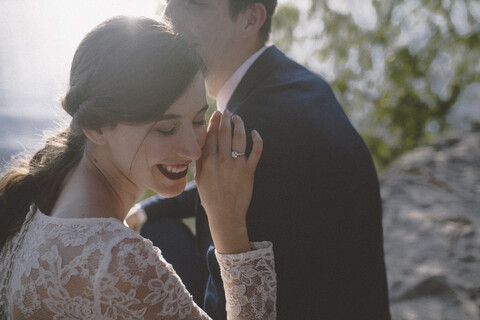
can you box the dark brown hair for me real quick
[228,0,277,43]
[0,16,204,250]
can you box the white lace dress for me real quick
[0,207,276,319]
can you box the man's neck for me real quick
[206,42,264,99]
[215,45,269,112]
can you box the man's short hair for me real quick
[228,0,277,43]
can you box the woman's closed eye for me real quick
[193,109,207,126]
[156,126,176,136]
[193,118,206,126]
[156,118,204,136]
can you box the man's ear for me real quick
[242,3,267,38]
[83,127,108,146]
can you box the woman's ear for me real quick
[82,128,108,145]
[242,3,267,37]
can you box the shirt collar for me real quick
[216,45,270,112]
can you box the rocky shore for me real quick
[382,130,480,320]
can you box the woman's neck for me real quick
[50,153,143,221]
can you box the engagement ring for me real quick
[231,151,246,159]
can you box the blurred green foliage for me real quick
[272,0,480,168]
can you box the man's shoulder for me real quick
[252,49,333,104]
[243,62,343,124]
[250,46,328,90]
[230,46,334,117]
[237,47,354,137]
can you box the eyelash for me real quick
[156,119,205,136]
[193,119,206,126]
[157,128,175,136]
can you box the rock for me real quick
[381,130,480,320]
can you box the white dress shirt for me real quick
[216,45,270,112]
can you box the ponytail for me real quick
[0,124,85,250]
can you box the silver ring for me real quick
[231,151,246,159]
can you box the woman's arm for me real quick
[100,235,275,319]
[112,110,276,319]
[195,110,263,254]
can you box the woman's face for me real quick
[103,73,208,198]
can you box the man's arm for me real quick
[126,181,198,231]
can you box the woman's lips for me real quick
[157,164,189,180]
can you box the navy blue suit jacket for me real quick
[143,46,391,319]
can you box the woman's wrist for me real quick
[209,223,250,254]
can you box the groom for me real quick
[135,0,391,318]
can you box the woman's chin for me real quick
[153,182,187,199]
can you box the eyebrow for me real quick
[159,104,209,121]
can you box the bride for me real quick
[0,16,275,319]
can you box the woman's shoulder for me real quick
[29,208,160,268]
[34,209,135,243]
[35,208,175,292]
[92,224,197,318]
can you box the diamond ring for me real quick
[231,151,246,159]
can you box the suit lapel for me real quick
[227,46,286,113]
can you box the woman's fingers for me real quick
[247,130,263,170]
[197,111,220,179]
[231,115,247,156]
[195,110,262,254]
[218,110,232,158]
[203,111,221,157]
[202,110,261,172]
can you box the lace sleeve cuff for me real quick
[215,241,277,319]
[214,241,273,262]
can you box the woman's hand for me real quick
[195,110,263,254]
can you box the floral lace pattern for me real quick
[0,207,276,319]
[218,243,277,320]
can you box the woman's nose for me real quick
[176,128,203,160]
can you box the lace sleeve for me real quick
[216,241,277,320]
[95,237,209,319]
[95,237,276,320]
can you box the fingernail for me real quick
[223,110,230,117]
[232,114,241,121]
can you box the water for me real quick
[0,0,160,170]
[0,102,63,168]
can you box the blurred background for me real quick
[1,0,479,319]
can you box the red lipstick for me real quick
[157,165,189,180]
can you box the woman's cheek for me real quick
[197,126,207,149]
[144,135,165,165]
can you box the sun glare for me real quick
[0,0,161,116]
[0,0,163,158]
